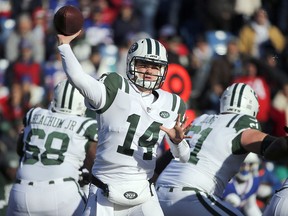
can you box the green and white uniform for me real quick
[7,107,98,216]
[90,73,186,183]
[156,113,261,216]
[58,44,188,216]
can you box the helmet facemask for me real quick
[126,38,168,90]
[128,56,168,90]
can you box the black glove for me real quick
[78,168,90,186]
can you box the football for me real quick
[53,5,84,36]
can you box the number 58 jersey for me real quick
[156,113,261,197]
[17,107,98,181]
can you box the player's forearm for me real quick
[58,44,105,109]
[58,44,92,85]
[166,135,190,163]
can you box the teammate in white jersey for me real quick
[57,32,190,216]
[154,82,288,216]
[6,79,98,216]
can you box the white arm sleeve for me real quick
[58,44,106,110]
[165,135,190,163]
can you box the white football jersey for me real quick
[17,107,98,181]
[156,113,261,197]
[91,73,186,183]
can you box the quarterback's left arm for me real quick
[160,114,191,163]
[165,136,190,162]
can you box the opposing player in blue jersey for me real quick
[223,153,262,216]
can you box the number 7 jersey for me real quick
[156,113,261,197]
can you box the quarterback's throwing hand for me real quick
[160,114,191,144]
[57,30,81,45]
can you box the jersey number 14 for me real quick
[117,114,162,160]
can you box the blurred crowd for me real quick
[1,0,288,214]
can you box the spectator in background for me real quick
[199,38,248,114]
[238,8,286,59]
[92,0,118,26]
[1,83,27,133]
[78,0,93,21]
[31,8,47,48]
[3,39,45,123]
[234,59,271,133]
[112,0,141,47]
[205,0,236,31]
[174,0,207,50]
[270,82,288,136]
[165,35,190,71]
[234,0,261,21]
[0,0,13,58]
[258,51,288,97]
[4,39,44,89]
[4,13,45,63]
[208,38,248,94]
[232,0,261,34]
[132,0,159,37]
[189,35,215,99]
[0,0,12,19]
[0,59,9,108]
[198,82,224,114]
[10,0,42,19]
[84,6,114,46]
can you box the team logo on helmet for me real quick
[128,43,138,54]
[126,38,168,90]
[159,111,170,118]
[123,191,138,200]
